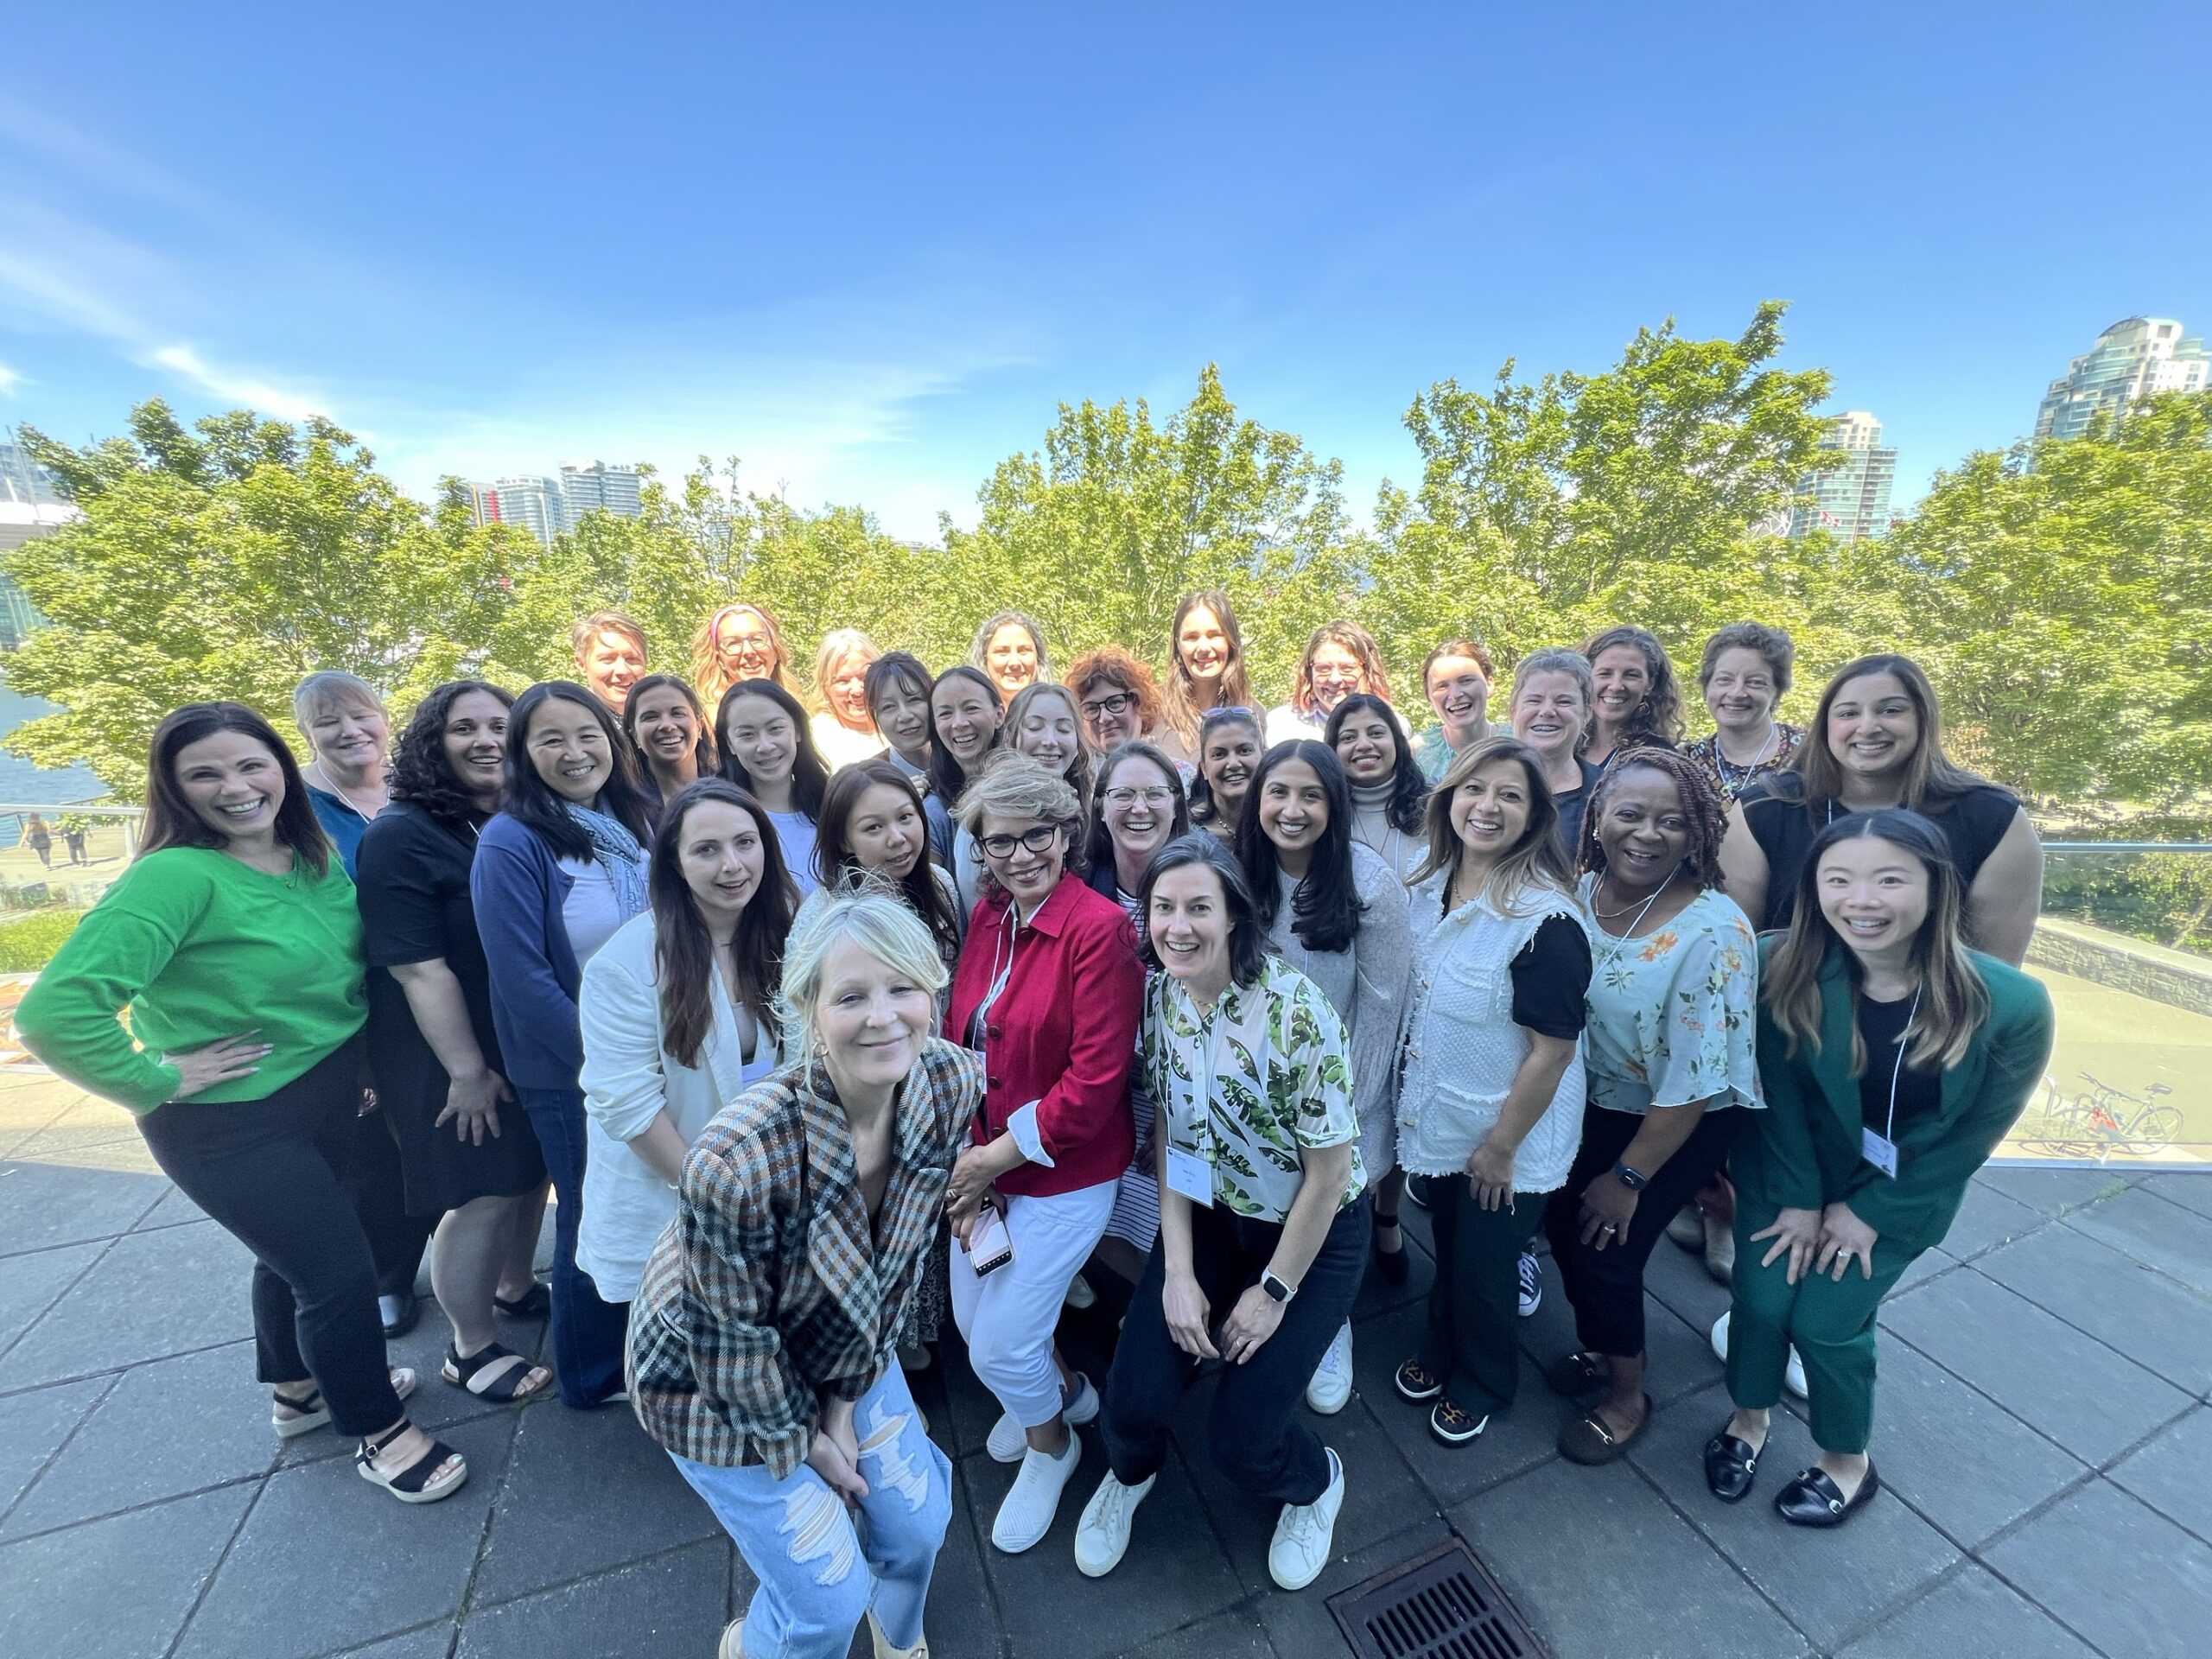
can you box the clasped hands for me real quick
[1751,1201,1878,1285]
[1163,1268,1284,1365]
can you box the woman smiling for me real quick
[1411,639,1497,785]
[620,672,717,818]
[1510,647,1605,855]
[1580,625,1685,766]
[717,678,832,899]
[809,626,883,772]
[928,665,1007,903]
[1160,589,1259,760]
[1684,623,1803,804]
[1326,690,1429,884]
[1190,706,1263,842]
[691,602,792,709]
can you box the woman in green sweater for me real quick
[17,702,468,1506]
[1706,808,2053,1528]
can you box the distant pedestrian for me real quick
[60,817,89,864]
[24,812,51,868]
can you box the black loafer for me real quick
[1543,1350,1611,1397]
[378,1292,419,1341]
[1776,1461,1879,1528]
[1703,1428,1763,1503]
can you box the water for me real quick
[0,683,111,848]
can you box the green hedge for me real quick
[0,908,86,973]
[2042,855,2212,959]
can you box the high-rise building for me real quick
[2035,317,2210,442]
[1788,411,1897,543]
[492,475,567,545]
[558,461,643,529]
[457,481,502,528]
[0,444,72,651]
[0,442,67,507]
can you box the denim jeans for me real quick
[1102,1195,1369,1505]
[671,1364,952,1659]
[515,1085,631,1407]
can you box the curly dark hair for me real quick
[388,680,517,828]
[1581,624,1687,749]
[1577,746,1730,891]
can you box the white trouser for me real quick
[949,1181,1116,1427]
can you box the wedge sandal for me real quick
[270,1366,416,1439]
[356,1422,468,1504]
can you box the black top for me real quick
[356,801,505,1092]
[1553,757,1606,861]
[1739,776,2021,934]
[1510,913,1594,1040]
[1856,991,1940,1138]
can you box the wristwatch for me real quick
[1612,1160,1649,1192]
[1260,1269,1298,1305]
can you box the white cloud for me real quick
[0,362,23,393]
[145,344,333,423]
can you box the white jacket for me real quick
[578,911,786,1300]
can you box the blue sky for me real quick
[3,3,2207,541]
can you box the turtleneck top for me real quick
[1349,775,1422,885]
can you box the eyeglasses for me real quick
[1103,786,1175,808]
[978,824,1063,858]
[1080,691,1135,722]
[1311,667,1363,686]
[1198,705,1256,724]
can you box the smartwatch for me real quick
[1260,1269,1298,1305]
[1612,1160,1649,1192]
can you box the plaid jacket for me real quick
[626,1038,982,1475]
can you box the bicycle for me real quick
[2021,1072,2181,1161]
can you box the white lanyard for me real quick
[969,906,1026,1051]
[1862,984,1921,1179]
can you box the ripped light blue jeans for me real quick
[670,1364,951,1658]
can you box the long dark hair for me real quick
[1137,832,1271,988]
[390,680,515,830]
[143,702,332,874]
[1786,653,1986,819]
[1238,740,1363,954]
[1410,734,1575,903]
[715,678,829,821]
[1325,691,1427,835]
[650,779,797,1071]
[813,761,963,959]
[1763,808,1990,1074]
[925,664,1003,806]
[1581,624,1686,749]
[501,682,654,860]
[1087,741,1192,879]
[622,672,718,781]
[1189,704,1262,827]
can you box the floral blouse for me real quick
[1575,874,1764,1117]
[1141,958,1367,1222]
[1682,722,1806,804]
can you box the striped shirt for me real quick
[626,1038,983,1475]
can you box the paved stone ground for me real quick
[3,1071,2208,1659]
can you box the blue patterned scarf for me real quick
[565,802,651,919]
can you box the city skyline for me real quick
[2,7,2207,541]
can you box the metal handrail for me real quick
[2044,842,2212,853]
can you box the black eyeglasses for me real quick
[978,824,1063,858]
[1080,691,1135,722]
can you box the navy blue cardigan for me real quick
[469,812,584,1092]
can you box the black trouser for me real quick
[1421,1178,1548,1417]
[1102,1196,1368,1506]
[137,1039,405,1436]
[1544,1103,1742,1360]
[348,1103,435,1299]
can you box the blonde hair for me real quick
[812,627,880,720]
[1003,681,1095,804]
[778,885,950,1057]
[292,671,385,729]
[691,603,791,707]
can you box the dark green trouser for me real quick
[1420,1177,1548,1418]
[1726,1202,1921,1454]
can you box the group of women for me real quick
[16,590,2055,1659]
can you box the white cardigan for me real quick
[577,911,786,1300]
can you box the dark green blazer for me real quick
[1733,938,2056,1255]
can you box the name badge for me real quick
[1165,1143,1214,1208]
[1860,1126,1899,1179]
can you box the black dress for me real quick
[356,802,547,1214]
[1739,776,2022,934]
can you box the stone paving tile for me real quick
[2061,1185,2212,1296]
[915,1454,1000,1659]
[1887,1243,1961,1299]
[1250,1516,1454,1659]
[1834,1563,2100,1659]
[1626,1382,1961,1649]
[1641,1224,1734,1335]
[1879,1269,2195,1466]
[6,1096,148,1160]
[176,1412,520,1659]
[0,1158,166,1255]
[0,1374,104,1517]
[3,1340,274,1537]
[471,1395,719,1607]
[0,1482,257,1659]
[0,1237,102,1356]
[964,1436,1243,1659]
[1855,1339,2089,1548]
[2139,1171,2212,1221]
[1985,1478,2212,1659]
[0,1084,75,1158]
[336,1626,460,1659]
[1975,1220,2212,1394]
[0,1217,254,1390]
[1974,1166,2135,1218]
[456,1540,730,1659]
[131,1183,208,1231]
[1451,1457,1811,1659]
[1126,1605,1278,1658]
[1934,1180,2048,1261]
[1353,1298,1563,1509]
[2107,1406,2212,1543]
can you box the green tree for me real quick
[3,402,521,798]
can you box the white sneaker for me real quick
[1709,1310,1808,1399]
[991,1433,1082,1554]
[1305,1321,1353,1414]
[1064,1273,1097,1311]
[1268,1448,1344,1590]
[1073,1469,1156,1577]
[988,1371,1099,1463]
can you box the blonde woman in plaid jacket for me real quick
[628,889,982,1659]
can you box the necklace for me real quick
[308,761,386,819]
[1591,871,1675,920]
[1716,722,1779,771]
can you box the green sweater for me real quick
[16,847,368,1115]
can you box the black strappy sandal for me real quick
[493,1284,550,1319]
[355,1423,468,1504]
[442,1341,551,1405]
[270,1367,416,1438]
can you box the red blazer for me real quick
[945,874,1143,1198]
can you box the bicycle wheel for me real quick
[2121,1107,2183,1156]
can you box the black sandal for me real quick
[494,1284,550,1319]
[1558,1392,1653,1465]
[442,1341,551,1404]
[270,1367,416,1438]
[356,1422,468,1504]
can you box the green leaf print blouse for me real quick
[1141,958,1368,1222]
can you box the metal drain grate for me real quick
[1325,1539,1547,1659]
